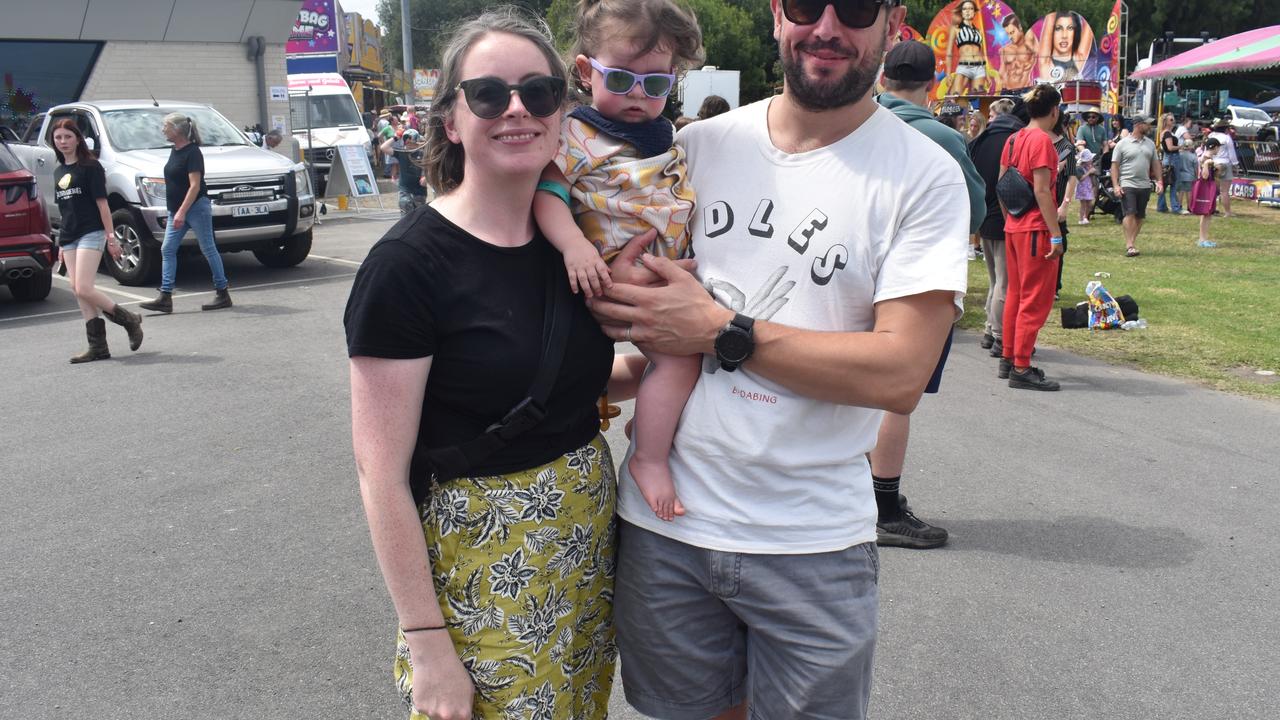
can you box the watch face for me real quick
[717,329,752,363]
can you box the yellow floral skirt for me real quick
[394,435,617,719]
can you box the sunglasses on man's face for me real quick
[588,58,676,99]
[781,0,897,29]
[455,75,566,120]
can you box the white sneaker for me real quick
[967,246,977,261]
[1078,218,1090,225]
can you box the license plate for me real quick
[232,204,270,217]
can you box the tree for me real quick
[377,0,555,70]
[684,0,773,103]
[545,0,776,105]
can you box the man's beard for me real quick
[781,35,885,112]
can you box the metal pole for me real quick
[401,0,414,107]
[305,86,318,198]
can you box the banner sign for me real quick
[1098,0,1123,114]
[1258,182,1280,207]
[287,0,339,55]
[327,144,379,198]
[926,0,1021,98]
[413,69,441,100]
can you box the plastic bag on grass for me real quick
[1085,279,1125,330]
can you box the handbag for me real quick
[1189,166,1219,216]
[414,256,573,483]
[997,130,1037,218]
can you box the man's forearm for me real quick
[746,308,953,414]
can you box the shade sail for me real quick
[1131,26,1280,80]
[1259,96,1280,111]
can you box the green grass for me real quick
[959,199,1280,400]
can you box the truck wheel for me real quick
[7,268,53,301]
[107,209,159,286]
[253,229,312,268]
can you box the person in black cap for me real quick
[871,39,987,549]
[937,101,965,130]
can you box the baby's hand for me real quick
[564,244,612,297]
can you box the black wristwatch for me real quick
[714,313,755,372]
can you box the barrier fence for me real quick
[1239,140,1280,178]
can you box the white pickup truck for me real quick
[12,100,316,285]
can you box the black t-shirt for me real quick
[1160,130,1177,160]
[53,161,107,244]
[164,143,208,212]
[344,206,613,501]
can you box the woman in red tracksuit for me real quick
[998,84,1066,391]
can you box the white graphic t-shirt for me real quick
[617,99,970,554]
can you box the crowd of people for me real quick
[335,2,1265,720]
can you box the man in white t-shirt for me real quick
[588,1,968,718]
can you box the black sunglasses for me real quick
[781,0,898,29]
[455,75,566,120]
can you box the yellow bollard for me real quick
[337,195,349,210]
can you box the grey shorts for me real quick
[615,520,880,720]
[1121,187,1152,218]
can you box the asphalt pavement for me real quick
[1,214,1276,720]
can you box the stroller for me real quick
[1092,176,1122,220]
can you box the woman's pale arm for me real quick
[350,355,474,720]
[96,197,120,261]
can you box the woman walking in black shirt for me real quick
[139,112,232,313]
[51,118,143,362]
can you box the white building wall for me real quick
[81,41,291,133]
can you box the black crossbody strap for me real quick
[419,256,573,483]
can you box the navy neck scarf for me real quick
[569,106,674,159]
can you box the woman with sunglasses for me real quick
[345,8,622,720]
[532,0,704,523]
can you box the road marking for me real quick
[308,253,363,268]
[0,307,84,323]
[169,272,357,298]
[52,275,152,301]
[1,272,356,324]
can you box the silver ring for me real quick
[625,326,633,343]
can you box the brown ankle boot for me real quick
[70,318,111,364]
[140,291,172,313]
[104,304,144,351]
[201,288,232,311]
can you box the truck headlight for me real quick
[138,177,167,206]
[294,167,312,196]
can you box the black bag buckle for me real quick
[487,397,546,441]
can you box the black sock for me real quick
[873,475,901,521]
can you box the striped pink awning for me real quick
[1131,26,1280,80]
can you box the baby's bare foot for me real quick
[629,454,684,522]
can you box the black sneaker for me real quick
[1009,366,1060,391]
[998,358,1012,379]
[877,495,948,549]
[989,338,1002,357]
[980,332,995,349]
